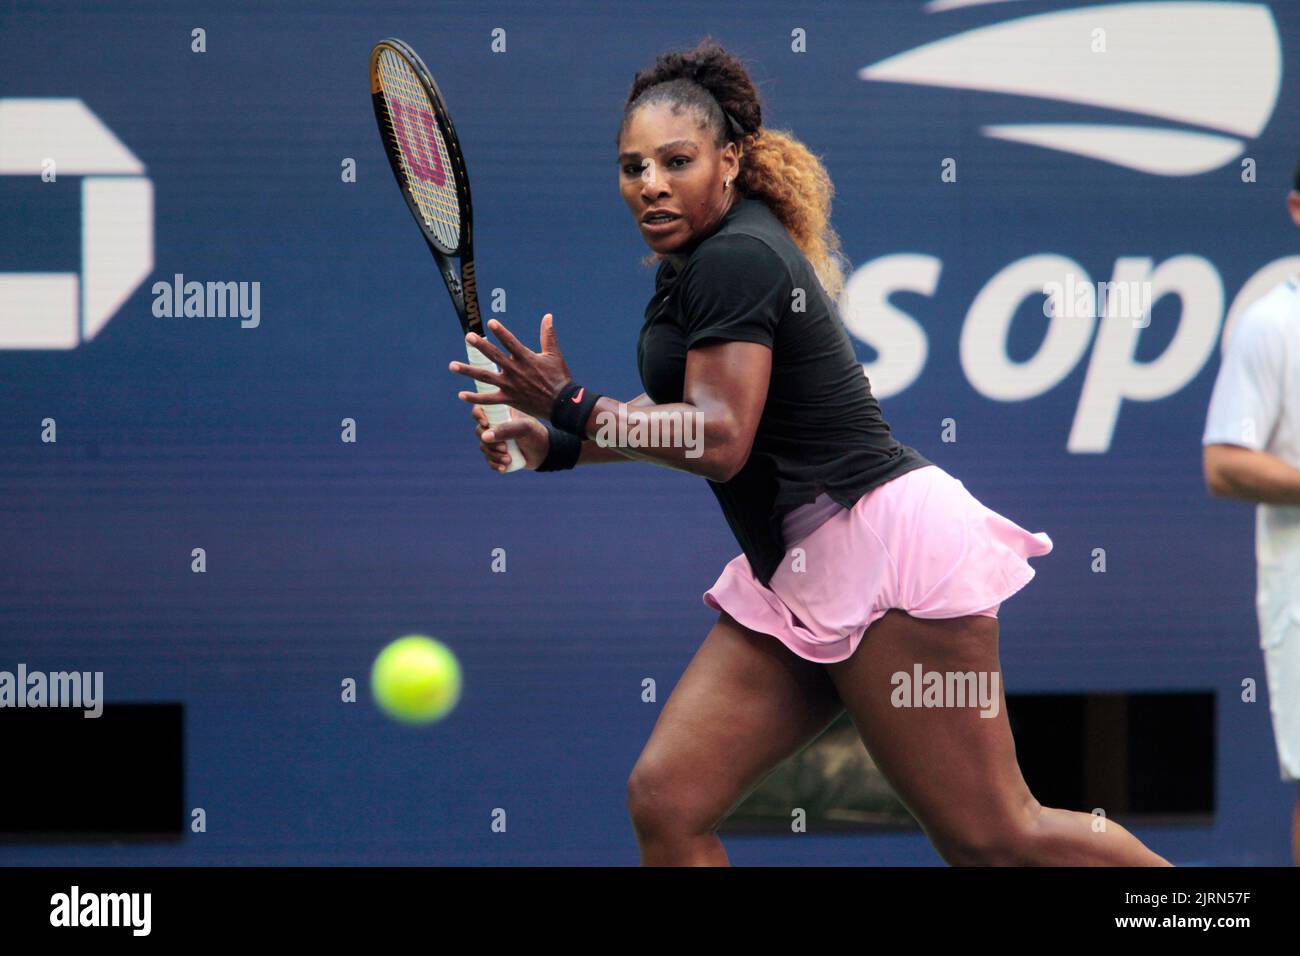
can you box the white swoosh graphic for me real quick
[925,0,1033,11]
[860,2,1281,137]
[983,123,1245,175]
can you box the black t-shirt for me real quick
[636,195,932,588]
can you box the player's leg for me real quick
[1261,633,1300,864]
[627,610,845,865]
[825,608,1171,865]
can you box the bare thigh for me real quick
[824,609,1036,860]
[628,610,845,831]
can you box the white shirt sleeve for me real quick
[1202,310,1287,451]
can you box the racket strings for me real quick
[375,48,461,251]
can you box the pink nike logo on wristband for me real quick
[570,387,585,403]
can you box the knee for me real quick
[933,798,1044,867]
[626,761,715,840]
[626,763,675,837]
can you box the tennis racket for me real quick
[370,37,525,473]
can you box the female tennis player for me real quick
[451,38,1171,867]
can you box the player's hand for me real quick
[451,314,574,422]
[471,404,549,472]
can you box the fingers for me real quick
[479,435,513,472]
[471,404,524,442]
[471,402,526,473]
[457,388,508,406]
[473,414,511,472]
[483,318,532,359]
[484,447,514,472]
[464,330,514,368]
[475,422,516,474]
[538,313,558,354]
[480,420,528,443]
[449,358,501,389]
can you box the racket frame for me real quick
[370,37,525,472]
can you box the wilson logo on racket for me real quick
[390,99,447,186]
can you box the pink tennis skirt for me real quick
[703,463,1053,663]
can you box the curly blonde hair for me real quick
[619,36,850,303]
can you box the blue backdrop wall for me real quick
[2,0,1298,864]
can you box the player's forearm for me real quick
[572,391,653,467]
[1212,450,1300,505]
[576,397,745,481]
[576,441,636,465]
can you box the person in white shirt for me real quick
[1202,160,1300,865]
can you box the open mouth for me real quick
[643,212,679,225]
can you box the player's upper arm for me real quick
[1201,311,1287,454]
[682,341,771,482]
[675,235,788,481]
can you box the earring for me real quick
[724,178,731,190]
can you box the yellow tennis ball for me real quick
[371,635,462,725]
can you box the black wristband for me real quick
[536,423,583,472]
[550,380,602,437]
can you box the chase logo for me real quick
[859,1,1283,176]
[0,99,154,349]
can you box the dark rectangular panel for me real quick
[0,703,184,841]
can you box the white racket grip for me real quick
[465,343,526,473]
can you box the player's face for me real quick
[618,102,739,256]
